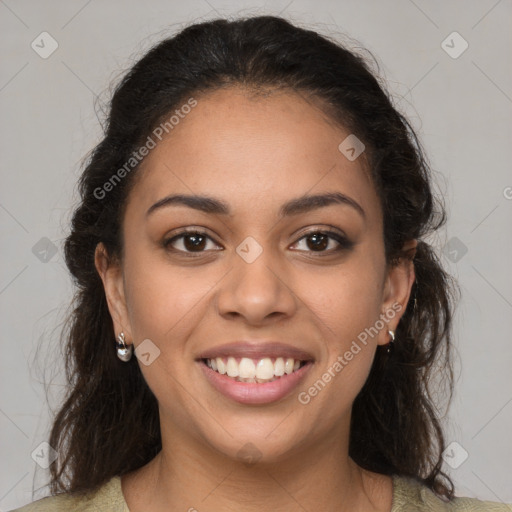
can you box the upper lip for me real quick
[197,341,315,361]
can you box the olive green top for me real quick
[11,474,512,511]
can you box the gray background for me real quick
[1,0,511,509]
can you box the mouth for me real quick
[197,342,314,405]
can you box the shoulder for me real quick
[9,476,128,512]
[392,475,512,511]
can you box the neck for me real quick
[122,422,391,512]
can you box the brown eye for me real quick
[305,232,329,251]
[163,230,221,254]
[182,233,207,251]
[292,230,353,254]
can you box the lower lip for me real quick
[199,361,313,405]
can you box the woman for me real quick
[13,15,511,512]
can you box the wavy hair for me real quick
[49,15,456,499]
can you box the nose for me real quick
[215,247,298,326]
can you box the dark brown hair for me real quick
[50,15,456,499]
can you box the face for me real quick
[96,86,414,464]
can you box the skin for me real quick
[95,86,416,512]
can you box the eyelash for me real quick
[162,228,353,257]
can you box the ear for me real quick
[94,243,133,343]
[377,239,417,346]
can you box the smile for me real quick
[197,341,315,405]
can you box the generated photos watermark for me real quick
[298,302,402,405]
[93,97,197,200]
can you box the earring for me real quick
[116,332,133,362]
[386,330,395,354]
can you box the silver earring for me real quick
[116,332,133,362]
[386,330,395,354]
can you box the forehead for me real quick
[126,86,380,225]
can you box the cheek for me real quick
[121,256,214,422]
[297,276,382,420]
[294,254,385,409]
[300,260,385,349]
[123,254,216,342]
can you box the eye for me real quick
[291,230,353,254]
[163,228,352,256]
[163,229,222,254]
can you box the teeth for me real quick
[284,358,294,375]
[239,358,256,379]
[274,357,285,376]
[217,358,226,375]
[256,358,274,380]
[226,357,239,378]
[206,356,305,382]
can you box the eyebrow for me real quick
[146,192,365,219]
